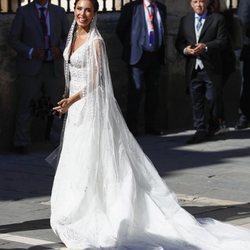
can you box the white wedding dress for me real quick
[50,20,250,250]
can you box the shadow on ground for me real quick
[1,203,250,249]
[138,128,250,175]
[1,203,250,234]
[0,129,249,201]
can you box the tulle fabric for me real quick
[49,18,250,250]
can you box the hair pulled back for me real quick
[74,0,99,13]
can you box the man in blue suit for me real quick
[9,0,69,153]
[116,0,166,136]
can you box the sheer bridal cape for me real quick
[49,18,250,250]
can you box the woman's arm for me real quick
[53,38,105,117]
[53,89,86,118]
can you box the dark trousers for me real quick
[126,51,161,134]
[14,63,64,147]
[240,45,250,120]
[190,69,217,131]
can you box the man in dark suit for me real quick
[9,0,70,153]
[116,0,166,136]
[235,0,250,129]
[207,0,236,134]
[175,0,228,144]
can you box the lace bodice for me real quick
[63,43,88,95]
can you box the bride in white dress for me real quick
[50,0,250,249]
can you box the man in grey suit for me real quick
[175,0,228,144]
[116,0,166,136]
[9,0,69,153]
[235,0,250,129]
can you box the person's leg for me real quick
[43,64,64,106]
[186,71,209,144]
[43,63,65,147]
[126,65,144,135]
[209,75,228,135]
[204,73,219,135]
[144,54,161,133]
[190,72,207,132]
[240,56,250,121]
[236,47,250,129]
[14,74,42,148]
[214,83,224,121]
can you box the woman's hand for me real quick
[53,92,82,118]
[53,98,72,118]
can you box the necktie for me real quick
[196,16,203,32]
[195,16,204,70]
[148,4,159,48]
[39,7,47,36]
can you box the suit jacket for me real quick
[9,2,70,77]
[175,11,228,86]
[116,0,166,65]
[238,0,250,43]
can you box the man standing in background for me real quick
[116,0,166,136]
[175,0,228,144]
[235,0,250,128]
[9,0,69,153]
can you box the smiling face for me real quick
[190,0,209,16]
[74,0,96,31]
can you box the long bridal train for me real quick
[49,18,250,250]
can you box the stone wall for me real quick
[0,1,241,152]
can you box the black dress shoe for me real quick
[210,120,229,136]
[14,146,29,154]
[186,131,209,145]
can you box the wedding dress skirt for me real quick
[50,23,250,250]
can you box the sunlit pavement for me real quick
[0,128,250,249]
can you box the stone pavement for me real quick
[0,128,250,249]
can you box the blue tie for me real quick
[148,4,159,48]
[196,16,203,32]
[39,7,47,36]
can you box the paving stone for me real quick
[0,129,250,248]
